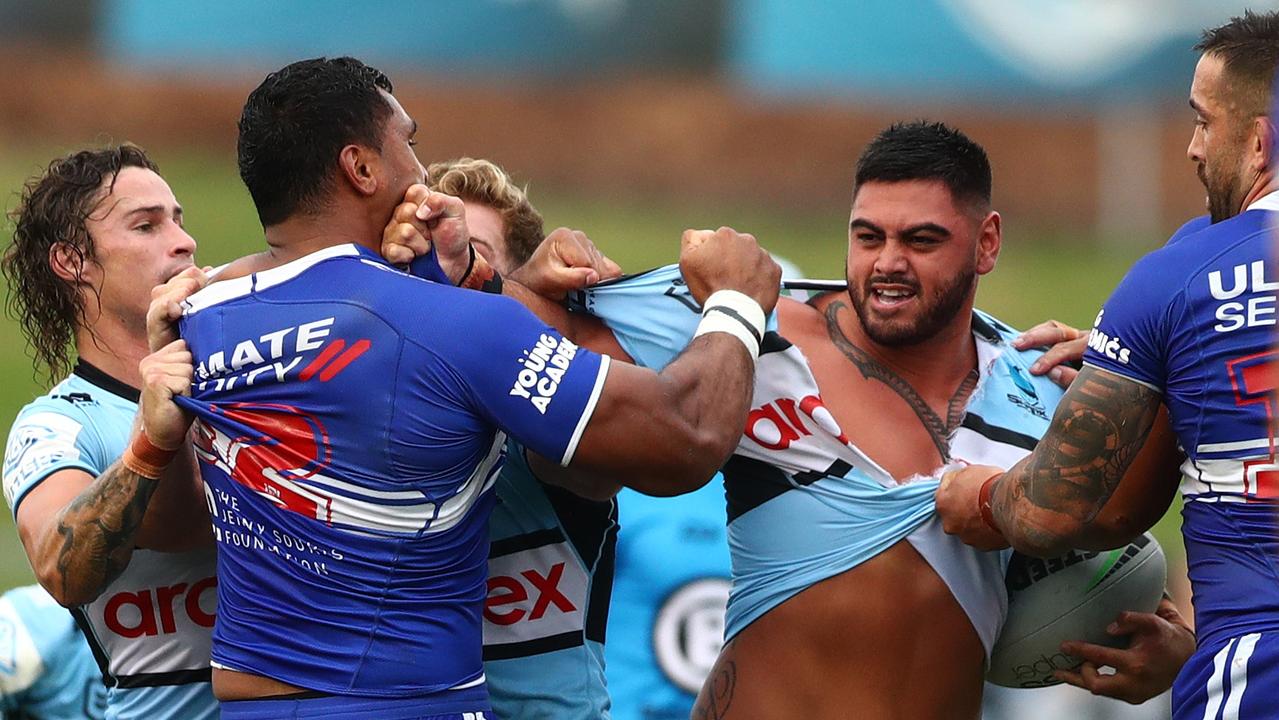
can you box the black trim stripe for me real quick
[960,412,1038,451]
[724,455,794,524]
[760,331,791,355]
[73,360,140,403]
[781,279,846,292]
[703,305,763,345]
[970,312,1004,345]
[543,483,618,646]
[69,606,113,686]
[113,668,212,689]
[482,631,585,661]
[488,528,565,558]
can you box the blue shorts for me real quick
[1173,631,1279,719]
[219,686,492,720]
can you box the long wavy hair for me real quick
[3,145,159,382]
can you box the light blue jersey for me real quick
[1,363,218,720]
[570,267,1064,652]
[483,443,616,719]
[0,584,104,720]
[605,482,730,720]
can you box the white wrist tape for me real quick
[694,289,766,359]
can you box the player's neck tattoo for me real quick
[824,300,978,461]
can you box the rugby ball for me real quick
[986,533,1166,688]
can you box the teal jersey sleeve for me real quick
[2,385,122,517]
[568,264,780,370]
[0,585,105,720]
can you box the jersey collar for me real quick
[73,360,141,403]
[1246,189,1279,213]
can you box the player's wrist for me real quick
[121,430,178,480]
[695,289,766,359]
[978,471,1004,534]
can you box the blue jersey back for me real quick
[1084,198,1279,649]
[178,244,607,700]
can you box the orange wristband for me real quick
[978,472,1003,533]
[121,432,177,480]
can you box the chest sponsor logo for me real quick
[102,577,217,638]
[653,578,729,694]
[744,396,847,451]
[510,333,580,414]
[194,317,372,391]
[483,542,587,646]
[1006,365,1047,419]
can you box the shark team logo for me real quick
[192,403,436,535]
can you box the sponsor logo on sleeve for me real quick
[509,334,579,415]
[1086,310,1131,364]
[3,412,85,507]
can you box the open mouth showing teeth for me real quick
[873,288,916,305]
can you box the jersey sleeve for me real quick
[1081,252,1178,392]
[437,293,610,466]
[0,590,49,709]
[568,264,780,371]
[2,401,110,517]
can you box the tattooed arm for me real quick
[17,464,162,607]
[937,367,1168,556]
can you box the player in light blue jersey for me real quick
[506,122,1194,720]
[939,11,1279,719]
[0,584,106,720]
[428,158,618,720]
[1,146,217,720]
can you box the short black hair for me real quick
[853,121,992,213]
[237,56,394,226]
[1195,10,1279,118]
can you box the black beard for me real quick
[850,268,976,347]
[1201,162,1243,223]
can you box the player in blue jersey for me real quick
[0,584,107,720]
[937,11,1279,719]
[1,146,218,720]
[427,157,619,719]
[145,57,779,719]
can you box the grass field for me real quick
[0,149,1180,591]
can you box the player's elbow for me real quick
[625,426,731,497]
[31,558,95,608]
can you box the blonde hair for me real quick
[426,158,544,269]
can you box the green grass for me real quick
[0,149,1181,591]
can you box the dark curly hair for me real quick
[3,145,159,382]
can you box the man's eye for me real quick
[135,223,153,233]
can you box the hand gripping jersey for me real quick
[0,584,105,720]
[483,443,617,719]
[176,244,608,707]
[569,267,1064,653]
[1,363,218,720]
[605,482,731,720]
[1084,195,1279,718]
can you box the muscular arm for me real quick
[18,464,161,607]
[988,366,1165,556]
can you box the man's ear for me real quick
[338,144,380,197]
[1253,115,1275,177]
[49,242,94,285]
[976,210,1001,276]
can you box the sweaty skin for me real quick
[692,295,987,720]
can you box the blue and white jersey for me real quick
[0,584,105,720]
[605,482,730,720]
[1084,193,1279,654]
[1,364,218,720]
[177,244,609,705]
[483,443,616,719]
[570,267,1063,648]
